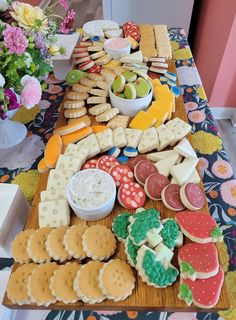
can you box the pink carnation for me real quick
[59,0,69,10]
[3,25,28,54]
[20,76,42,109]
[59,9,75,34]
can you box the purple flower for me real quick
[59,0,69,10]
[35,32,47,50]
[59,9,75,34]
[3,25,28,54]
[4,89,20,110]
[0,106,7,120]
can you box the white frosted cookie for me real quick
[63,224,88,259]
[27,228,52,263]
[45,226,71,262]
[74,260,105,304]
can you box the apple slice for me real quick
[175,211,223,243]
[178,266,224,308]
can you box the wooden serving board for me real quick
[3,60,230,311]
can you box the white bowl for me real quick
[104,38,130,60]
[109,80,153,117]
[66,169,116,221]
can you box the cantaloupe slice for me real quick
[91,125,108,133]
[62,127,92,145]
[44,134,62,169]
[37,158,49,173]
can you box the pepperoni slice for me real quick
[134,160,158,185]
[97,155,119,173]
[87,65,102,73]
[127,155,147,171]
[82,159,98,170]
[161,184,185,211]
[144,173,169,201]
[109,164,134,188]
[180,183,205,211]
[118,182,146,209]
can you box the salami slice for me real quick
[134,160,158,185]
[81,159,98,170]
[87,65,102,74]
[127,155,147,171]
[161,184,185,211]
[118,181,146,209]
[144,173,169,201]
[96,155,119,173]
[180,183,205,211]
[109,164,134,187]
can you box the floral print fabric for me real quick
[1,28,235,320]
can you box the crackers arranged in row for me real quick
[139,24,157,58]
[153,25,172,59]
[11,225,116,264]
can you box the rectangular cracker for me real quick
[40,188,66,202]
[95,108,119,122]
[38,199,70,228]
[113,127,127,148]
[56,154,82,172]
[107,115,130,129]
[96,128,114,152]
[46,169,74,190]
[76,134,101,158]
[138,127,159,153]
[89,103,111,116]
[87,97,107,104]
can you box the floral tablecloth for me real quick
[1,28,236,320]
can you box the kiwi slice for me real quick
[66,69,82,85]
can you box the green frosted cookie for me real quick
[125,236,140,267]
[112,212,131,242]
[124,83,137,99]
[160,219,179,250]
[66,69,82,85]
[131,208,160,222]
[112,75,126,93]
[82,71,88,78]
[122,71,137,83]
[136,245,179,288]
[115,92,126,98]
[134,77,151,97]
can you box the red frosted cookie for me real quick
[161,184,185,211]
[82,159,98,170]
[87,65,102,73]
[144,173,169,201]
[175,211,223,243]
[118,182,146,209]
[97,155,119,173]
[78,60,94,71]
[178,243,219,281]
[127,155,147,171]
[109,164,134,187]
[180,183,205,211]
[134,160,158,185]
[179,266,224,308]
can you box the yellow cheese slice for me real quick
[129,111,156,130]
[37,158,49,173]
[153,84,170,99]
[44,134,62,169]
[147,106,168,127]
[61,127,92,146]
[91,125,108,133]
[151,78,162,88]
[152,94,173,120]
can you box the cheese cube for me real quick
[96,128,114,152]
[156,124,175,151]
[40,188,66,202]
[170,158,198,185]
[166,118,191,146]
[38,199,70,228]
[76,134,100,158]
[138,127,159,153]
[64,144,89,164]
[46,169,74,190]
[154,153,179,177]
[125,128,143,148]
[113,127,127,148]
[56,154,82,172]
[129,111,156,130]
[147,106,168,127]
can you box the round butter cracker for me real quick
[82,225,116,261]
[27,227,52,263]
[11,229,35,264]
[63,224,87,259]
[46,226,71,262]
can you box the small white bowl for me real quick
[66,169,116,221]
[104,38,131,60]
[109,81,153,117]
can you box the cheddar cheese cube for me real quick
[129,111,156,130]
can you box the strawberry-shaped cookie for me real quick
[178,243,219,280]
[178,266,224,308]
[175,211,223,243]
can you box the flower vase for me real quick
[0,110,27,150]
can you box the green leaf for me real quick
[179,284,193,304]
[211,225,223,240]
[180,262,196,276]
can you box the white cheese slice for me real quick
[188,168,201,183]
[46,169,74,190]
[138,127,159,153]
[170,158,199,186]
[147,150,177,162]
[156,124,175,151]
[96,128,114,152]
[125,128,143,148]
[154,153,180,177]
[113,127,127,148]
[38,199,70,228]
[56,154,82,172]
[154,243,174,264]
[119,51,143,64]
[83,19,119,37]
[64,144,89,164]
[105,29,123,38]
[174,137,197,159]
[40,188,66,202]
[76,134,100,158]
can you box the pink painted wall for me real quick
[193,0,236,107]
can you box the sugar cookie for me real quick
[27,227,52,263]
[63,224,87,259]
[72,83,91,93]
[46,226,71,262]
[67,91,89,101]
[11,229,35,264]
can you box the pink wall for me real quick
[193,0,236,107]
